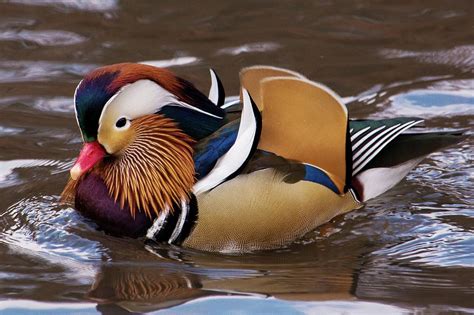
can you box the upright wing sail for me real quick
[239,65,306,110]
[259,77,349,193]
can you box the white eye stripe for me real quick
[98,80,177,134]
[98,79,224,133]
[98,83,130,130]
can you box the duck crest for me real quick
[75,63,225,141]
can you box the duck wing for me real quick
[193,119,239,180]
[351,126,467,201]
[197,74,351,194]
[349,118,424,176]
[239,65,306,109]
[198,65,468,203]
[193,89,262,195]
[257,77,350,193]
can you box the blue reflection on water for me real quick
[404,92,474,107]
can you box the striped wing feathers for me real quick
[349,118,423,175]
[205,66,424,194]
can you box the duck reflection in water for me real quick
[86,236,359,313]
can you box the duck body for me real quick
[64,64,465,253]
[74,150,361,252]
[184,159,361,252]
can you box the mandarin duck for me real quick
[62,63,465,252]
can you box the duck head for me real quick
[66,63,226,219]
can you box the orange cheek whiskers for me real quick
[99,114,195,219]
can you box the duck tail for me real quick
[351,128,468,201]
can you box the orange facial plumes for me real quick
[100,114,195,218]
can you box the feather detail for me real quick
[61,114,195,219]
[239,65,306,110]
[258,77,348,193]
[75,63,225,141]
[83,63,185,103]
[60,176,81,205]
[99,114,195,218]
[97,115,194,217]
[101,63,225,118]
[208,68,225,107]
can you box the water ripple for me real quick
[216,42,281,56]
[353,78,474,119]
[0,30,86,46]
[140,56,201,68]
[0,159,74,188]
[387,88,474,117]
[0,61,97,83]
[33,97,74,112]
[8,0,118,12]
[376,226,474,267]
[0,18,36,29]
[410,145,473,201]
[380,45,474,71]
[0,96,74,113]
[0,196,103,283]
[0,125,23,135]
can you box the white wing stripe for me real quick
[352,123,401,161]
[353,120,422,174]
[352,125,386,151]
[350,126,371,142]
[353,122,410,169]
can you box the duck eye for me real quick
[115,117,127,128]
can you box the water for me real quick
[0,1,473,314]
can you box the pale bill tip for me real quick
[70,165,82,181]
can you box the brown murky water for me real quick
[0,1,473,314]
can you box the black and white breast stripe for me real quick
[193,88,262,195]
[350,120,423,175]
[146,194,198,245]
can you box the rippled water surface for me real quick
[0,1,473,314]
